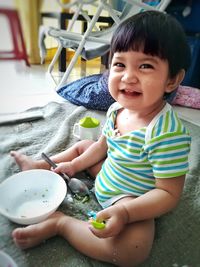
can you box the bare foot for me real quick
[10,151,47,171]
[12,212,65,249]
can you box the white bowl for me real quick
[0,250,18,267]
[0,169,67,225]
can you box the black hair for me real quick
[109,10,191,78]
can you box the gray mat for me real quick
[0,101,200,267]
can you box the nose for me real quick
[121,71,138,83]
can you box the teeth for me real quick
[124,89,140,93]
[123,89,133,92]
[120,88,141,94]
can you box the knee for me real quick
[117,246,152,267]
[111,220,154,267]
[134,244,152,266]
[75,139,95,154]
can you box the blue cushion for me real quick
[57,71,115,111]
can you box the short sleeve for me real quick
[144,131,191,178]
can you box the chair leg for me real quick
[56,38,87,90]
[15,11,30,66]
[55,0,106,89]
[48,42,63,74]
[0,8,30,66]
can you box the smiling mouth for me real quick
[121,90,142,96]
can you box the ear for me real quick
[165,69,185,93]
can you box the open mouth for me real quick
[121,89,142,96]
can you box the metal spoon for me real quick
[41,153,90,196]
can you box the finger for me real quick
[89,222,118,238]
[96,209,110,222]
[51,167,59,173]
[88,224,111,238]
[88,218,116,238]
[54,165,64,173]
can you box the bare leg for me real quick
[10,140,101,174]
[12,210,154,267]
[10,151,49,170]
[12,212,63,249]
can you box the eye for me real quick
[113,62,125,68]
[140,63,154,69]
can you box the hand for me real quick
[52,161,76,177]
[89,204,128,238]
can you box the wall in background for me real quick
[0,0,15,8]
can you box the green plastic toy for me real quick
[91,220,106,229]
[87,210,106,230]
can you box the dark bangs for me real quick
[109,11,191,78]
[110,16,164,57]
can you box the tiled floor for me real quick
[0,61,59,114]
[0,58,103,114]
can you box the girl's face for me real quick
[108,50,175,113]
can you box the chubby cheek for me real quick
[144,79,166,98]
[108,75,118,98]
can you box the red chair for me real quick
[0,8,30,66]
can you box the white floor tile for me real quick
[0,61,64,114]
[173,105,200,127]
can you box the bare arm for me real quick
[123,175,185,222]
[92,175,185,238]
[67,135,108,174]
[53,135,107,176]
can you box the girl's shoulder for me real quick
[145,103,190,144]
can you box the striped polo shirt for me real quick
[95,102,191,208]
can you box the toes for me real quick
[12,228,23,239]
[12,227,43,249]
[12,228,29,249]
[10,150,17,157]
[13,237,29,249]
[11,214,63,249]
[12,226,34,239]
